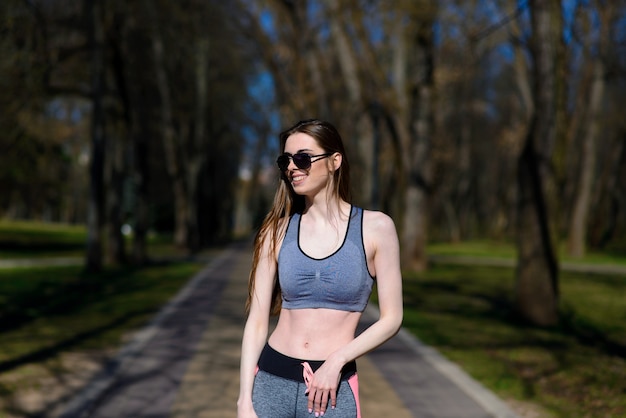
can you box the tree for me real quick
[566,0,612,258]
[398,1,436,270]
[514,0,562,326]
[85,0,106,272]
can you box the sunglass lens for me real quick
[276,155,290,171]
[292,153,312,170]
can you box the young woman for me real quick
[237,119,403,418]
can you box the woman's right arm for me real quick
[237,234,277,417]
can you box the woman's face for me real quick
[283,132,338,196]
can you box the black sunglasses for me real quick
[276,152,333,171]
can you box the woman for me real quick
[237,119,403,418]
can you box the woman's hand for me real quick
[237,400,259,418]
[305,359,343,417]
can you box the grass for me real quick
[0,263,204,364]
[0,219,196,260]
[0,262,207,417]
[0,220,86,258]
[428,239,626,266]
[0,220,214,416]
[401,264,626,417]
[0,261,209,417]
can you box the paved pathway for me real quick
[58,241,520,417]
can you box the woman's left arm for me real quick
[308,211,403,415]
[331,210,403,361]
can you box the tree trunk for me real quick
[567,59,604,257]
[401,3,435,271]
[133,132,149,264]
[106,31,129,265]
[567,1,611,257]
[85,0,105,272]
[115,7,149,265]
[323,0,375,206]
[186,37,209,252]
[594,137,625,248]
[105,134,127,265]
[144,0,188,248]
[514,0,561,326]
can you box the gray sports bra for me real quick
[278,206,374,312]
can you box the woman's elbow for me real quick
[391,311,403,336]
[243,314,269,337]
[381,309,403,338]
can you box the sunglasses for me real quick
[276,152,333,171]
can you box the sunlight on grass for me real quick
[0,219,226,414]
[0,263,203,363]
[0,219,86,234]
[402,264,626,418]
[0,220,204,259]
[0,221,86,258]
[427,239,626,266]
[0,260,208,416]
[427,240,517,258]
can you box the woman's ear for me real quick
[331,152,342,171]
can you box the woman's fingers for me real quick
[307,389,315,414]
[330,389,337,410]
[319,391,329,416]
[308,388,335,416]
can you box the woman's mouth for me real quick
[291,174,306,185]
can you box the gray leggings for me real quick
[252,370,359,418]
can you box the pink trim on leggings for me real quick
[347,373,361,418]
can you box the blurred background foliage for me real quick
[1,0,625,325]
[1,0,625,416]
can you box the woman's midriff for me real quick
[267,308,361,360]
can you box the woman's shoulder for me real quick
[361,209,397,234]
[361,209,400,254]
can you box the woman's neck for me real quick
[302,197,350,224]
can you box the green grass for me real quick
[428,239,626,266]
[0,262,205,408]
[401,264,626,417]
[0,219,216,414]
[0,263,202,417]
[0,220,87,258]
[0,220,197,260]
[428,240,517,258]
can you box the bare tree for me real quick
[85,0,106,272]
[514,0,562,326]
[385,1,436,271]
[143,0,191,248]
[567,1,612,257]
[322,0,376,206]
[112,4,151,264]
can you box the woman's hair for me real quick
[245,119,352,315]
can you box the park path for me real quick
[56,240,519,418]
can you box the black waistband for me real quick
[257,343,357,383]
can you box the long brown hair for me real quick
[245,119,352,315]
